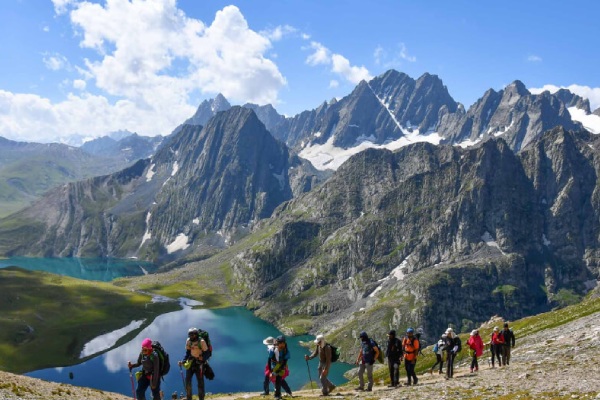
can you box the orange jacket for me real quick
[402,337,420,361]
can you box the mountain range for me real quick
[1,69,600,342]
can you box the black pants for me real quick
[470,355,478,370]
[404,360,417,384]
[263,374,271,394]
[446,352,456,378]
[387,357,400,385]
[185,362,204,400]
[431,354,443,373]
[491,344,502,366]
[274,375,292,398]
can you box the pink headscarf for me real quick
[141,338,153,349]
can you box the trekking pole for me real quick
[305,359,315,393]
[129,370,136,400]
[179,364,186,392]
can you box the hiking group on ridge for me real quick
[126,321,516,399]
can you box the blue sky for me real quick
[1,0,599,143]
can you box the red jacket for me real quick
[491,332,505,346]
[467,334,484,357]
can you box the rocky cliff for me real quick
[228,127,599,346]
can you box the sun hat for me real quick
[470,330,477,336]
[314,334,325,344]
[263,336,275,345]
[493,326,499,331]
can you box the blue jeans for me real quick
[136,374,161,400]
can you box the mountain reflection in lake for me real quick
[27,305,352,396]
[0,257,156,281]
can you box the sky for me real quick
[1,0,599,143]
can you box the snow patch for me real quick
[80,320,145,358]
[568,107,600,134]
[166,233,190,254]
[145,164,156,182]
[193,218,200,225]
[139,212,152,248]
[171,161,179,176]
[313,131,322,138]
[299,130,443,171]
[456,138,481,148]
[368,257,409,298]
[482,231,505,254]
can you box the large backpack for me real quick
[327,343,340,362]
[151,341,170,377]
[198,329,212,360]
[371,339,384,364]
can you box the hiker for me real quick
[385,330,402,387]
[501,322,516,365]
[261,336,276,396]
[270,335,292,400]
[178,327,209,400]
[430,333,446,375]
[127,338,161,400]
[354,331,380,392]
[467,330,484,373]
[401,328,420,386]
[490,326,504,368]
[443,328,461,379]
[305,334,336,396]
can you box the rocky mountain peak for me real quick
[554,88,591,113]
[502,80,530,100]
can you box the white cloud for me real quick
[527,55,543,62]
[1,2,287,142]
[261,25,296,41]
[530,84,600,111]
[73,79,86,90]
[373,42,416,67]
[306,42,330,66]
[43,53,69,71]
[329,80,339,89]
[306,41,371,85]
[331,54,371,84]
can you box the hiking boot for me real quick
[328,385,336,393]
[470,368,473,373]
[414,377,418,385]
[354,387,364,391]
[261,393,269,396]
[365,388,372,392]
[387,384,396,388]
[405,382,411,387]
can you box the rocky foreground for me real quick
[2,308,600,400]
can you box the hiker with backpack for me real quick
[127,338,161,400]
[270,335,291,400]
[305,334,336,396]
[385,330,402,387]
[467,330,484,373]
[401,328,420,386]
[354,331,380,392]
[443,328,461,379]
[430,333,446,375]
[261,336,276,396]
[178,327,209,400]
[501,322,516,365]
[490,326,504,368]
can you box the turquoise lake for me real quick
[1,257,352,395]
[0,256,157,281]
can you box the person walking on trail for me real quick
[501,322,516,365]
[128,338,161,400]
[430,333,446,375]
[401,328,420,386]
[270,336,292,400]
[305,334,336,396]
[178,327,209,400]
[354,331,380,392]
[490,326,504,368]
[467,330,484,373]
[443,328,461,379]
[385,330,402,387]
[261,336,276,396]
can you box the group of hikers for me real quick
[126,322,516,400]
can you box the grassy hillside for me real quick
[0,267,178,373]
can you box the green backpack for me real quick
[327,343,341,362]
